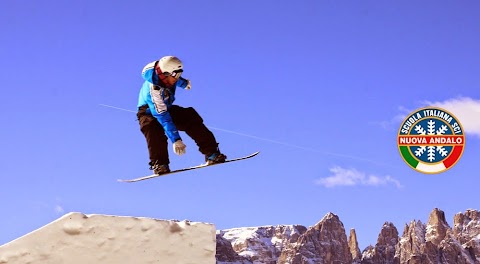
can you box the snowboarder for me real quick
[137,56,226,175]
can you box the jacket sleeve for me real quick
[176,77,189,89]
[148,86,182,143]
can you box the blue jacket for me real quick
[137,61,190,143]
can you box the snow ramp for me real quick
[0,212,216,264]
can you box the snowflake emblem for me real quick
[413,120,450,162]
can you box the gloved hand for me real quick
[179,77,191,90]
[173,140,186,155]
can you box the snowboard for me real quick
[118,151,259,183]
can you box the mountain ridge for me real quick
[216,208,480,264]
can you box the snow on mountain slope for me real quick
[217,225,306,263]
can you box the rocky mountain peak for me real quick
[362,222,398,264]
[395,219,426,263]
[394,208,480,264]
[377,222,399,246]
[278,212,352,264]
[453,209,480,262]
[426,207,450,245]
[349,228,362,263]
[454,209,480,241]
[313,212,340,228]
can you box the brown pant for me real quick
[137,105,219,165]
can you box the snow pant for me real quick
[137,105,219,165]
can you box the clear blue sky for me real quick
[1,1,479,250]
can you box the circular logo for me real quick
[397,107,465,174]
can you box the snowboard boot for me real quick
[149,161,170,175]
[205,151,227,165]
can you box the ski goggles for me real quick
[163,69,183,79]
[155,65,183,79]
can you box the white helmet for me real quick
[157,56,183,74]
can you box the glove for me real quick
[185,79,191,90]
[173,140,186,156]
